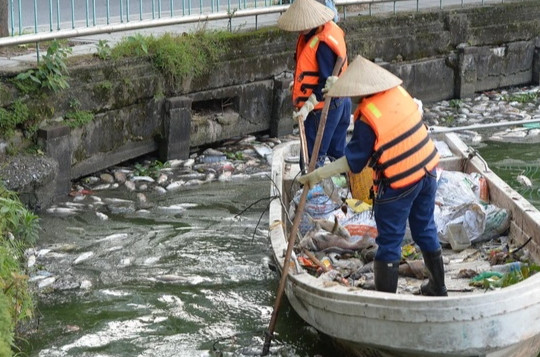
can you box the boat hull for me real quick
[269,134,540,357]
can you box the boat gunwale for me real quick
[268,133,540,356]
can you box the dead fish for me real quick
[95,212,109,221]
[516,174,532,187]
[131,175,155,182]
[308,215,351,240]
[38,276,56,289]
[45,207,79,216]
[300,229,375,252]
[73,251,94,265]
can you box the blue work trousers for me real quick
[373,169,441,262]
[304,97,351,167]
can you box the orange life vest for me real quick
[353,86,439,190]
[292,21,347,110]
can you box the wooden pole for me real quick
[262,56,345,356]
[298,119,310,172]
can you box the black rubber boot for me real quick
[421,250,448,297]
[374,260,400,293]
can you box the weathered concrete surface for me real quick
[0,1,539,208]
[0,155,58,210]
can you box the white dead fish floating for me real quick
[38,276,56,289]
[516,174,533,187]
[95,212,109,220]
[45,207,80,216]
[73,251,94,265]
[155,204,187,215]
[97,233,129,243]
[131,175,155,182]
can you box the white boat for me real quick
[268,133,540,357]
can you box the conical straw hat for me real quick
[327,55,403,97]
[277,0,335,32]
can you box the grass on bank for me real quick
[0,184,39,357]
[109,31,227,85]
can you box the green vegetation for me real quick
[133,160,170,179]
[93,80,113,101]
[503,91,540,104]
[13,40,72,94]
[441,114,455,125]
[64,98,94,128]
[0,100,29,138]
[0,184,39,357]
[225,151,244,161]
[64,110,94,128]
[111,31,227,84]
[95,39,112,60]
[449,99,463,109]
[0,292,13,357]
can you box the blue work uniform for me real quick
[303,31,351,168]
[344,117,441,262]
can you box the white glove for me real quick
[298,157,351,189]
[292,94,319,122]
[322,76,339,95]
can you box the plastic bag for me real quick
[436,170,479,207]
[435,202,486,245]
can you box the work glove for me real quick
[322,75,339,96]
[298,157,351,189]
[293,94,319,122]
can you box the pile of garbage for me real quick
[289,154,538,294]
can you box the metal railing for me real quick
[1,0,512,50]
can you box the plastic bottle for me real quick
[478,176,489,203]
[490,261,525,274]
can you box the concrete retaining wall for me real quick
[1,0,540,208]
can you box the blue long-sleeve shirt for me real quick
[344,117,376,173]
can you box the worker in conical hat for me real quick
[298,55,447,297]
[278,0,351,170]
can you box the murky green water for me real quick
[477,139,540,207]
[19,140,540,357]
[20,179,336,357]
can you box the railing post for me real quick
[56,0,60,30]
[71,0,75,28]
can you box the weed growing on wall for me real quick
[0,100,29,138]
[64,110,94,128]
[64,99,94,128]
[111,31,226,85]
[95,39,112,60]
[13,40,72,94]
